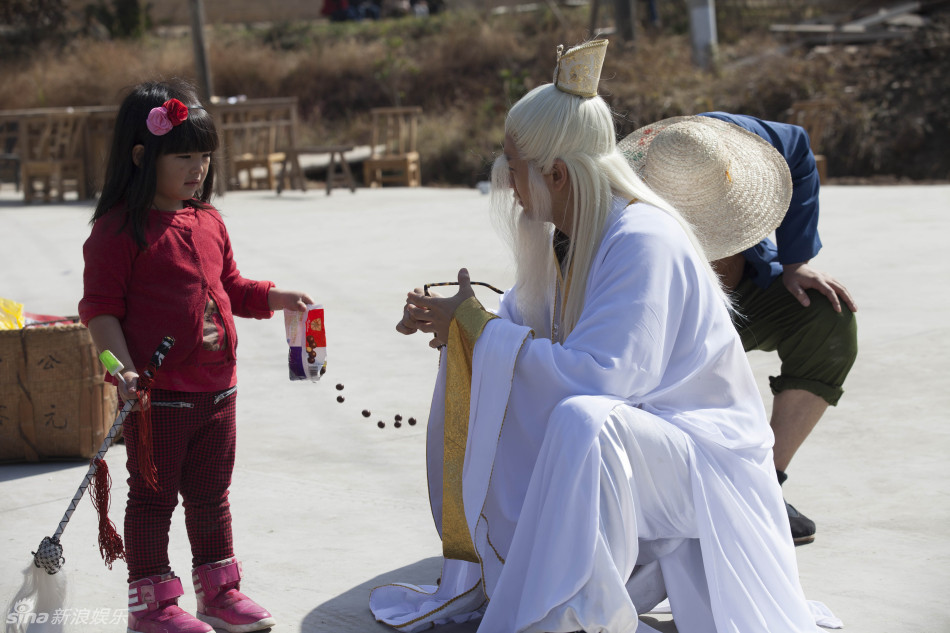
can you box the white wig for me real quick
[492,83,724,337]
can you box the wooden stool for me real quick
[277,145,356,195]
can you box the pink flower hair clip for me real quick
[146,98,189,136]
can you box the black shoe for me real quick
[785,500,816,546]
[776,470,816,545]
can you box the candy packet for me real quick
[285,304,327,381]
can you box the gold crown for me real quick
[553,39,608,98]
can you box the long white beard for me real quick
[489,158,556,336]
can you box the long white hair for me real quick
[490,83,724,337]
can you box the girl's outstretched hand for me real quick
[269,288,315,312]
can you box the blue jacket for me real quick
[699,112,822,288]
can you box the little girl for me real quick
[79,79,311,633]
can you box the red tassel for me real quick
[90,457,125,569]
[136,380,159,491]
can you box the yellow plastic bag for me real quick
[0,296,25,330]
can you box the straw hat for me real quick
[618,116,792,261]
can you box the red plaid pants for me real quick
[122,387,238,582]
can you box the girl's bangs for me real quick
[162,107,219,154]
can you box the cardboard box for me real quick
[0,322,116,462]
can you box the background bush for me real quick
[1,2,947,184]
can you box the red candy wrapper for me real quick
[285,304,327,381]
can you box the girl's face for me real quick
[152,151,212,211]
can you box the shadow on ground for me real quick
[300,556,478,633]
[0,197,91,210]
[0,460,89,483]
[301,555,679,633]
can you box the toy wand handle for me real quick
[51,336,175,542]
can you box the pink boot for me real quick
[193,558,276,632]
[128,573,213,633]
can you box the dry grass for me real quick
[1,5,947,183]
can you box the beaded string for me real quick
[423,281,505,297]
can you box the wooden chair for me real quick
[788,99,835,184]
[0,119,20,191]
[364,106,422,188]
[215,98,298,192]
[20,112,88,203]
[230,122,286,190]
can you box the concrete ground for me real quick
[0,182,948,632]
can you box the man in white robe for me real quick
[371,40,838,633]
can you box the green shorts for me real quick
[732,276,858,406]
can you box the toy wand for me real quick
[31,335,175,574]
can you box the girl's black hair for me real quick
[92,78,220,248]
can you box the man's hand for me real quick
[268,288,315,312]
[396,288,432,336]
[396,268,476,349]
[782,262,857,313]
